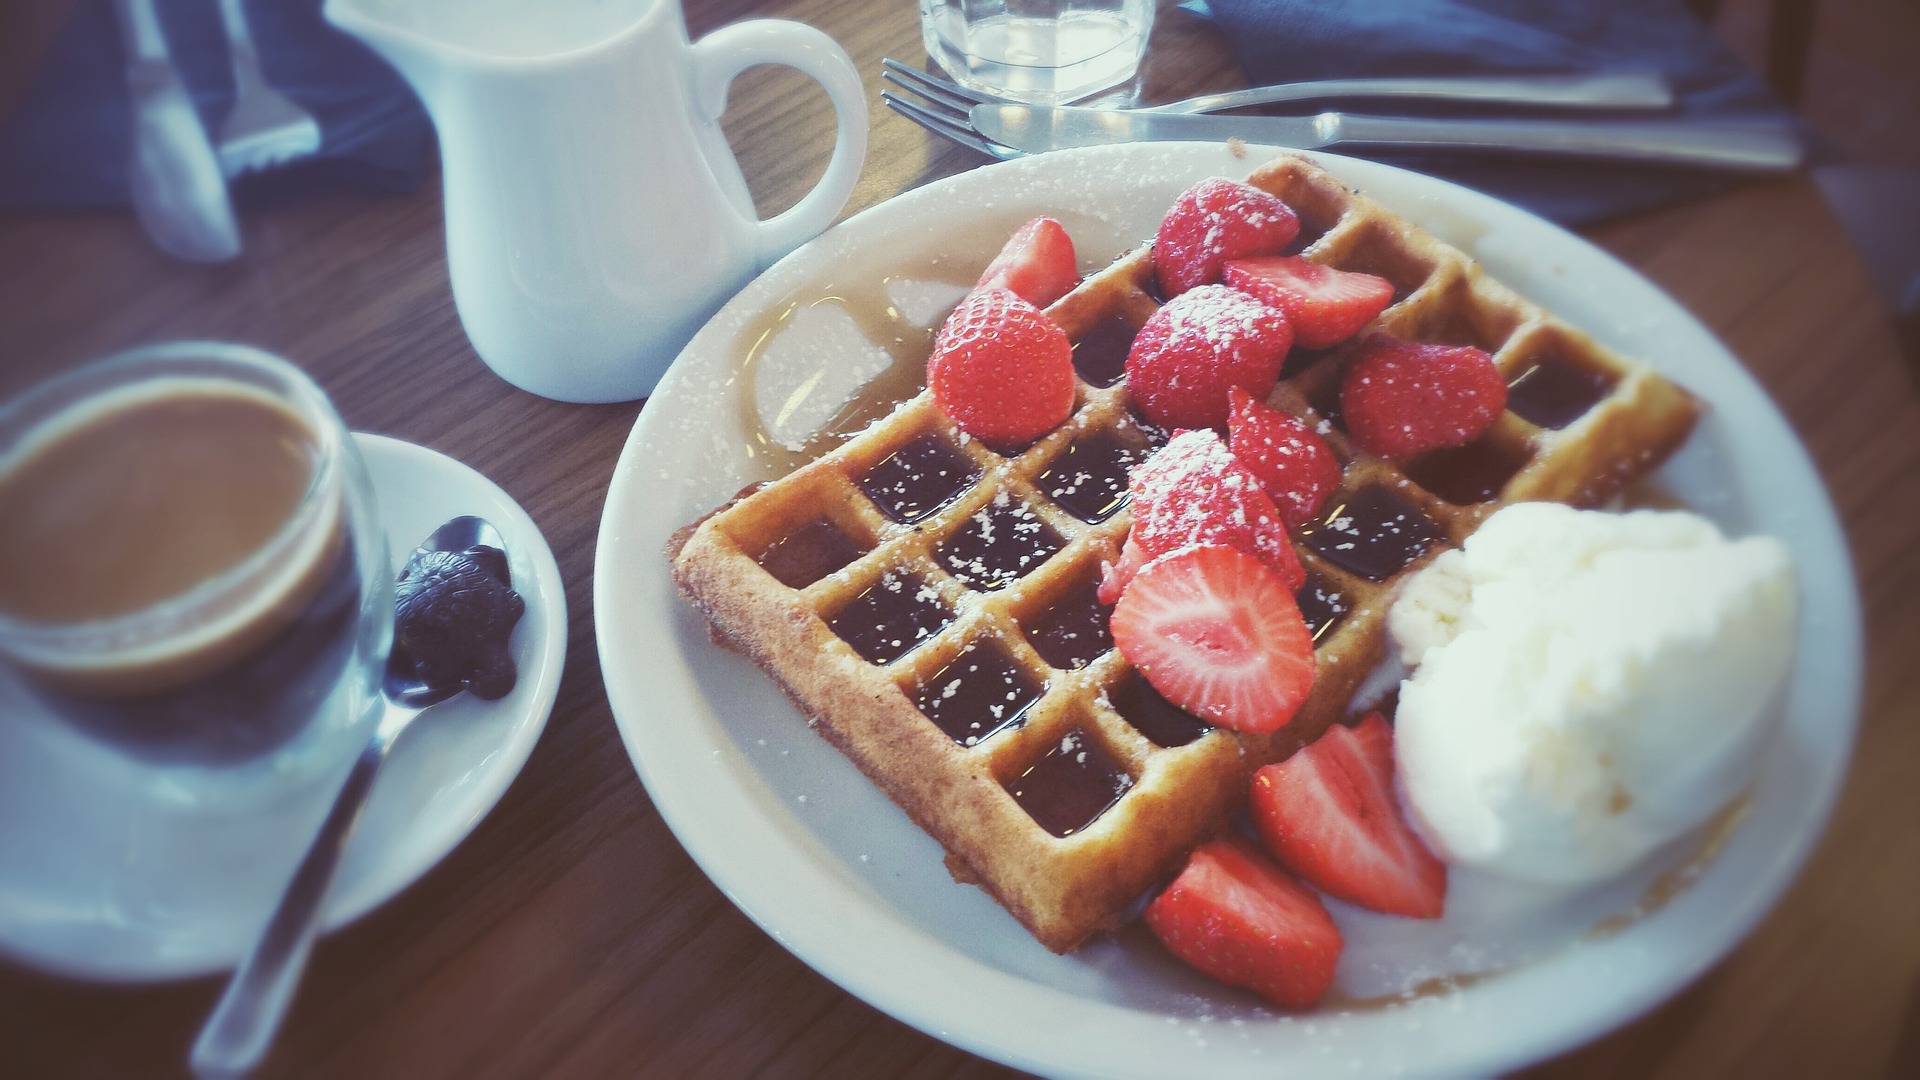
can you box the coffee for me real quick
[0,379,344,698]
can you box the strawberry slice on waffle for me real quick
[1098,428,1304,603]
[1110,544,1315,736]
[975,216,1079,309]
[927,288,1075,449]
[1154,178,1302,297]
[1224,255,1394,350]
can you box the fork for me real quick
[215,0,321,176]
[882,62,1019,159]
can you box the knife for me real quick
[1145,71,1675,114]
[112,0,241,262]
[972,103,1807,172]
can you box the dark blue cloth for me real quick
[0,0,433,212]
[1179,0,1809,225]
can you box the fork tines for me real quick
[880,59,1018,159]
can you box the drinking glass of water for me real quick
[919,0,1157,104]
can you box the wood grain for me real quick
[1,1,1915,1077]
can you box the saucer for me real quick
[0,433,565,983]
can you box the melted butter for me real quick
[731,271,967,480]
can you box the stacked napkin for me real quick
[1182,0,1809,225]
[0,0,432,212]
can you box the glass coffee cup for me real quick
[0,342,391,807]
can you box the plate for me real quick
[594,144,1861,1078]
[0,433,566,982]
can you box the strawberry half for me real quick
[1223,256,1395,350]
[1154,178,1302,297]
[975,216,1079,309]
[1340,335,1507,460]
[1226,386,1342,530]
[928,288,1075,450]
[1144,836,1342,1010]
[1110,544,1316,735]
[1097,428,1304,604]
[1250,711,1447,919]
[1097,533,1152,606]
[1126,284,1293,432]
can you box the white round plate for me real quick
[595,144,1861,1078]
[0,433,565,982]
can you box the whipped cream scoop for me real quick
[1387,502,1796,886]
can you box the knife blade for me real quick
[112,0,241,262]
[1145,71,1675,115]
[972,103,1807,172]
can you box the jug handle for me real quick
[690,21,869,269]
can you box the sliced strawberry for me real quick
[1096,533,1151,606]
[1223,256,1395,349]
[1251,711,1447,919]
[1110,544,1316,735]
[1144,836,1342,1010]
[1106,429,1304,603]
[1154,178,1302,297]
[1126,285,1293,432]
[1339,335,1507,460]
[975,216,1079,309]
[927,288,1075,449]
[1226,386,1342,530]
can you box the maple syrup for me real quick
[936,495,1065,592]
[1006,726,1135,837]
[827,569,953,665]
[1298,485,1446,581]
[1025,575,1114,671]
[913,640,1044,747]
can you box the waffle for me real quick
[669,152,1699,952]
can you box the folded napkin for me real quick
[1180,0,1810,225]
[0,0,432,212]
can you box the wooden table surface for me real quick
[2,1,1916,1077]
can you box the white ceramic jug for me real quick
[324,0,868,403]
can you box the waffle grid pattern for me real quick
[670,153,1699,952]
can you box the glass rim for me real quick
[0,341,349,659]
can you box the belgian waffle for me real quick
[669,152,1699,953]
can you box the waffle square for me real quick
[670,152,1699,952]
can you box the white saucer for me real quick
[0,433,565,983]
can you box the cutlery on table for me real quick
[191,517,524,1080]
[214,0,321,176]
[966,102,1806,170]
[880,58,1676,117]
[111,0,241,262]
[884,64,1805,171]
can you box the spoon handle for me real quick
[190,729,394,1079]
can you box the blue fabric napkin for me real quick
[0,0,433,212]
[1179,0,1810,225]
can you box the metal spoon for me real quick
[190,517,522,1080]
